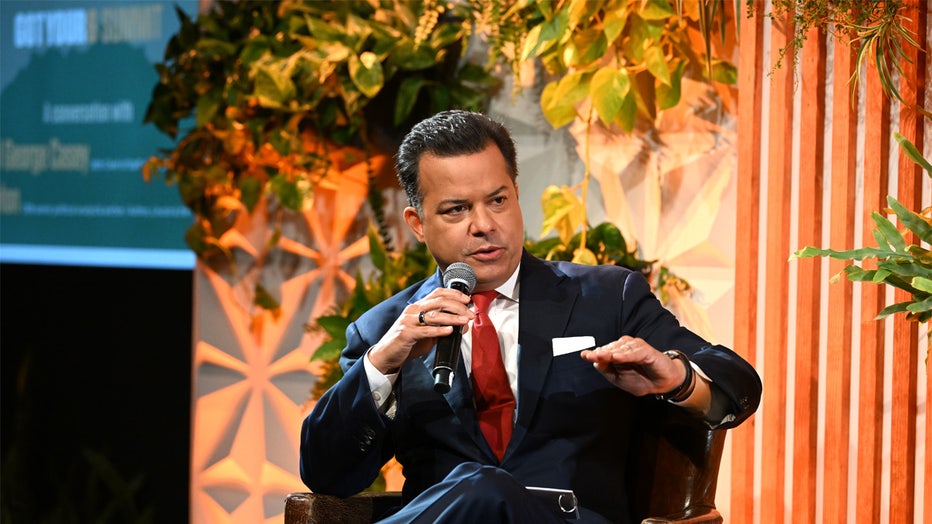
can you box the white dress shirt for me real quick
[364,265,522,410]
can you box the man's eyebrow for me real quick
[486,185,508,197]
[435,185,509,208]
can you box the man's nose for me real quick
[469,206,495,235]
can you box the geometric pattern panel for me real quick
[190,155,375,523]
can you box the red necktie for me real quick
[470,290,515,461]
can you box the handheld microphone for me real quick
[432,262,477,393]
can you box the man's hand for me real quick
[367,288,475,375]
[580,336,711,415]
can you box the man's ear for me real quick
[403,207,425,242]
[514,182,519,198]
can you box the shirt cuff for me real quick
[363,349,398,410]
[691,362,734,427]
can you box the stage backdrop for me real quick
[0,0,197,269]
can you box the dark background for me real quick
[1,263,192,523]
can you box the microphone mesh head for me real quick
[443,262,477,293]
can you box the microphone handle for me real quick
[432,280,471,393]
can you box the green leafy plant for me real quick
[758,0,929,116]
[775,0,932,341]
[480,0,738,132]
[791,134,932,325]
[143,0,498,311]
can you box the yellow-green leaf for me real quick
[912,276,932,293]
[602,7,629,45]
[349,51,384,99]
[540,72,589,129]
[520,23,544,62]
[644,45,670,86]
[567,0,599,30]
[254,65,297,108]
[540,185,585,244]
[657,60,685,110]
[613,91,637,133]
[711,59,738,84]
[639,0,675,20]
[572,247,598,265]
[591,66,630,126]
[570,28,608,67]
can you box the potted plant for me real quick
[142,0,499,314]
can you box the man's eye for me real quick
[444,205,466,214]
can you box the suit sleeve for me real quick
[299,321,396,496]
[621,270,762,429]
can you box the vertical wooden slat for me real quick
[760,10,794,524]
[889,2,926,522]
[732,2,764,521]
[854,42,891,524]
[792,27,826,524]
[822,34,859,524]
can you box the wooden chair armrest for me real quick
[285,492,403,524]
[642,507,723,524]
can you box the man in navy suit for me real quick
[300,110,761,523]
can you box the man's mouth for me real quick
[470,246,503,260]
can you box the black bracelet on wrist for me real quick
[655,350,696,403]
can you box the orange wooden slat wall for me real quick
[759,10,794,524]
[792,26,825,524]
[889,3,926,522]
[731,2,928,522]
[731,1,764,521]
[855,43,891,524]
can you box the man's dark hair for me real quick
[395,110,518,211]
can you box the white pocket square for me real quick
[551,336,595,356]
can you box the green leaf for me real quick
[602,7,629,45]
[254,65,297,108]
[392,39,439,71]
[239,176,263,212]
[614,91,638,132]
[876,300,912,319]
[871,207,907,252]
[269,174,303,211]
[591,66,630,126]
[906,294,932,314]
[368,225,388,272]
[520,23,545,62]
[254,283,281,314]
[711,59,738,85]
[349,51,384,99]
[913,276,932,293]
[894,132,932,175]
[571,28,608,67]
[876,259,932,279]
[541,72,589,128]
[395,76,424,125]
[311,338,346,362]
[644,45,670,86]
[657,60,685,110]
[639,0,675,20]
[315,315,351,338]
[790,245,899,262]
[522,9,569,61]
[195,90,221,128]
[888,195,932,244]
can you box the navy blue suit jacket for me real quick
[301,251,761,522]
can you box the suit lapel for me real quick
[413,272,485,450]
[504,252,578,459]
